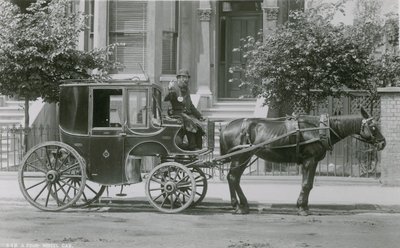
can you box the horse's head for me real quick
[359,108,386,151]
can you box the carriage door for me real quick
[218,1,262,98]
[89,88,125,184]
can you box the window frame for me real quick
[108,0,148,76]
[126,89,149,130]
[90,87,125,134]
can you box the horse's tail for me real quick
[219,118,244,156]
[219,124,228,156]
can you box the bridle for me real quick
[353,117,385,147]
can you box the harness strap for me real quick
[296,124,301,164]
[319,114,332,151]
[240,118,252,146]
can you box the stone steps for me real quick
[203,100,257,156]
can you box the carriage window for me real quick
[128,90,148,127]
[152,88,162,126]
[92,89,123,128]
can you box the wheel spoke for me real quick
[59,162,79,174]
[45,146,53,169]
[56,181,73,202]
[176,190,192,199]
[59,178,81,191]
[173,169,180,181]
[56,152,72,171]
[149,187,163,192]
[150,177,165,185]
[33,181,50,201]
[173,192,184,206]
[84,184,98,195]
[81,191,89,203]
[152,192,164,201]
[176,182,192,189]
[53,146,60,171]
[33,151,48,170]
[45,185,52,207]
[60,175,83,179]
[160,193,171,207]
[26,162,47,174]
[22,174,47,179]
[52,183,60,206]
[169,193,174,209]
[177,175,190,184]
[25,179,47,191]
[60,179,73,203]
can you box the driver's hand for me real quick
[168,80,176,90]
[199,117,206,121]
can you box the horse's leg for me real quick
[232,164,250,214]
[228,155,251,214]
[297,157,317,216]
[226,160,239,211]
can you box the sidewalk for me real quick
[1,171,400,210]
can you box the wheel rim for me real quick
[18,142,86,211]
[188,166,208,207]
[145,162,196,213]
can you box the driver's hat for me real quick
[177,69,190,78]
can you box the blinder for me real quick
[358,117,384,146]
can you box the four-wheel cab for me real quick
[18,79,214,213]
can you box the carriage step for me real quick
[115,185,127,196]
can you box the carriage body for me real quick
[59,80,214,185]
[18,79,214,212]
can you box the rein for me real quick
[221,115,380,163]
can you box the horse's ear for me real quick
[360,107,370,119]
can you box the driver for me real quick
[164,69,205,150]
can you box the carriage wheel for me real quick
[145,162,196,213]
[72,182,106,208]
[18,141,86,211]
[188,166,208,208]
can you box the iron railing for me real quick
[0,125,58,171]
[217,136,381,179]
[1,124,380,179]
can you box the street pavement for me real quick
[1,171,400,212]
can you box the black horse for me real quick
[219,108,386,215]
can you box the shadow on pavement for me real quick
[70,197,400,216]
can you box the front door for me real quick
[89,88,125,185]
[218,1,262,99]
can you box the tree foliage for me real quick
[0,0,122,103]
[235,0,400,114]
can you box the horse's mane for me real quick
[329,114,363,134]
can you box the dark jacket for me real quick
[164,89,204,134]
[164,91,202,119]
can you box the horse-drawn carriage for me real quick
[18,79,386,215]
[18,80,215,213]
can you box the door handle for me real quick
[120,132,127,137]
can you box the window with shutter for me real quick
[109,0,147,74]
[162,31,177,74]
[161,1,178,75]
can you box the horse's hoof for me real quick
[233,207,250,215]
[297,209,310,216]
